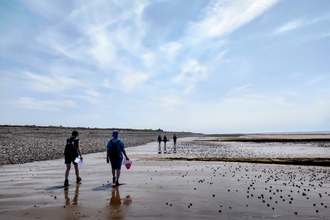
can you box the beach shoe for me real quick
[64,179,69,187]
[76,177,82,183]
[116,180,119,186]
[112,177,116,185]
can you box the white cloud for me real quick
[173,59,208,93]
[174,59,207,83]
[141,52,155,68]
[159,41,182,59]
[89,31,116,66]
[229,84,252,93]
[102,68,150,93]
[23,71,77,93]
[16,97,74,111]
[152,95,183,109]
[273,20,303,34]
[118,70,150,92]
[184,0,278,42]
[85,90,101,97]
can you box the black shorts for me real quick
[65,156,78,165]
[110,157,123,170]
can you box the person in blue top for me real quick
[106,130,129,186]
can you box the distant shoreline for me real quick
[1,124,329,135]
[1,125,329,166]
[0,125,202,165]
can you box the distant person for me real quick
[173,134,177,146]
[163,135,168,153]
[64,130,83,187]
[173,134,177,153]
[106,130,129,186]
[158,135,162,154]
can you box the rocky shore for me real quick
[0,126,202,165]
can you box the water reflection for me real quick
[157,142,177,154]
[108,187,132,218]
[158,142,162,154]
[110,187,132,207]
[64,184,80,205]
[110,187,121,206]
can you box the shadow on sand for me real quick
[92,183,126,191]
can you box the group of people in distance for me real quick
[63,130,129,187]
[158,134,177,154]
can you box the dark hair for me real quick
[72,131,78,137]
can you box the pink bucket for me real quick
[123,159,132,169]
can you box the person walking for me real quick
[163,135,168,153]
[158,135,162,154]
[64,130,83,187]
[173,134,177,153]
[173,134,177,145]
[106,130,129,186]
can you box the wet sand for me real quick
[1,139,330,219]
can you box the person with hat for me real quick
[106,130,129,186]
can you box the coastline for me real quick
[1,126,329,166]
[0,125,202,165]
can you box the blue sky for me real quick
[1,0,330,134]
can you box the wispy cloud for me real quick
[89,31,116,67]
[103,68,150,93]
[120,71,150,92]
[159,41,182,60]
[273,19,303,34]
[184,0,278,42]
[16,97,74,111]
[229,84,252,94]
[23,71,77,93]
[307,75,330,86]
[173,59,207,93]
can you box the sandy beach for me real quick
[1,134,330,220]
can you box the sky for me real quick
[0,0,330,134]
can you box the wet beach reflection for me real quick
[64,183,81,206]
[108,186,132,218]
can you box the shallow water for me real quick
[128,137,330,159]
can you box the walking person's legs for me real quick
[112,168,121,185]
[64,163,71,186]
[74,163,82,183]
[112,168,116,184]
[116,169,121,185]
[74,164,79,177]
[65,164,71,179]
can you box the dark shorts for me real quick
[65,156,78,165]
[110,157,123,170]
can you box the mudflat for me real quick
[1,138,329,219]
